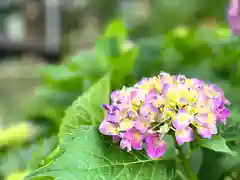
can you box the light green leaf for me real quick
[68,50,106,78]
[36,87,80,108]
[96,37,121,69]
[27,126,176,180]
[110,45,138,75]
[198,135,233,155]
[104,20,127,40]
[40,65,83,91]
[58,74,111,139]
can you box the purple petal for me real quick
[99,121,119,136]
[134,116,150,133]
[139,103,158,119]
[216,108,230,124]
[228,0,240,35]
[191,78,204,90]
[161,83,171,96]
[197,125,213,139]
[175,127,194,145]
[119,118,134,131]
[130,89,146,105]
[172,109,193,130]
[146,133,167,159]
[194,114,209,127]
[105,111,120,123]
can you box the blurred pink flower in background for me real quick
[228,0,240,35]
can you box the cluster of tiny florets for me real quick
[99,72,230,159]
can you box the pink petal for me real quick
[197,126,212,139]
[172,109,193,130]
[175,127,194,145]
[134,116,150,133]
[123,128,144,150]
[146,133,167,159]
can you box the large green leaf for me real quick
[58,74,111,139]
[198,147,240,180]
[27,126,176,180]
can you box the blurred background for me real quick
[0,0,240,180]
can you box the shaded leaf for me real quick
[219,109,240,141]
[162,135,177,160]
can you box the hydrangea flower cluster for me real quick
[99,72,231,159]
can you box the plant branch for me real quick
[177,144,198,180]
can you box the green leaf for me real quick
[68,50,106,79]
[58,73,111,139]
[96,37,121,69]
[219,109,240,141]
[27,126,176,180]
[104,20,127,41]
[198,135,233,155]
[40,65,83,91]
[162,135,177,160]
[36,87,80,108]
[110,44,138,75]
[198,147,240,180]
[190,149,203,174]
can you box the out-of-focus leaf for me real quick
[67,50,105,79]
[198,146,240,180]
[219,109,240,141]
[0,136,57,177]
[5,170,28,180]
[40,65,83,91]
[104,20,127,41]
[36,87,80,108]
[110,42,138,75]
[0,122,39,148]
[133,37,163,78]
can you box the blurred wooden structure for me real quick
[0,0,61,63]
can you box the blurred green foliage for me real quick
[1,19,240,180]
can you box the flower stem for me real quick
[177,144,198,180]
[182,158,198,180]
